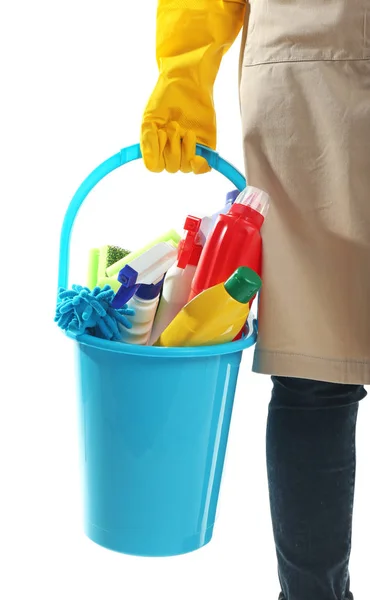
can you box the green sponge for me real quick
[97,245,130,283]
[87,245,130,291]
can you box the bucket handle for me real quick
[57,143,246,293]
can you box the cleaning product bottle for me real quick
[199,189,239,242]
[155,267,262,348]
[120,278,164,345]
[111,242,177,308]
[189,187,269,302]
[149,216,203,345]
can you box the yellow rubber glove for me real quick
[141,0,246,174]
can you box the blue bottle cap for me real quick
[226,189,240,205]
[136,277,164,301]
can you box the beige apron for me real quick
[240,0,370,384]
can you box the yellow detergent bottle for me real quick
[155,267,262,348]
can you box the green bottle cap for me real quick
[224,267,262,304]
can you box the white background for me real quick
[1,2,369,599]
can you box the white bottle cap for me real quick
[235,186,270,218]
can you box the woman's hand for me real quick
[140,121,211,174]
[140,0,246,175]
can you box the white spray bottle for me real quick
[111,242,177,309]
[149,216,204,345]
[120,278,164,345]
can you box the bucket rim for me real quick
[66,319,258,358]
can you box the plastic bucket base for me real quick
[86,520,214,558]
[73,333,251,557]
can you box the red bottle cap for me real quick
[177,216,204,269]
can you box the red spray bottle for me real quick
[189,187,270,302]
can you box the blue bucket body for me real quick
[75,336,244,556]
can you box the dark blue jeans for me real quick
[267,377,367,600]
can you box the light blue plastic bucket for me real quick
[58,144,257,557]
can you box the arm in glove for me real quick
[141,0,246,174]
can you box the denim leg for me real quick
[267,377,366,600]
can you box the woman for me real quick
[141,1,370,598]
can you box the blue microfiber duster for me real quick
[55,284,135,341]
